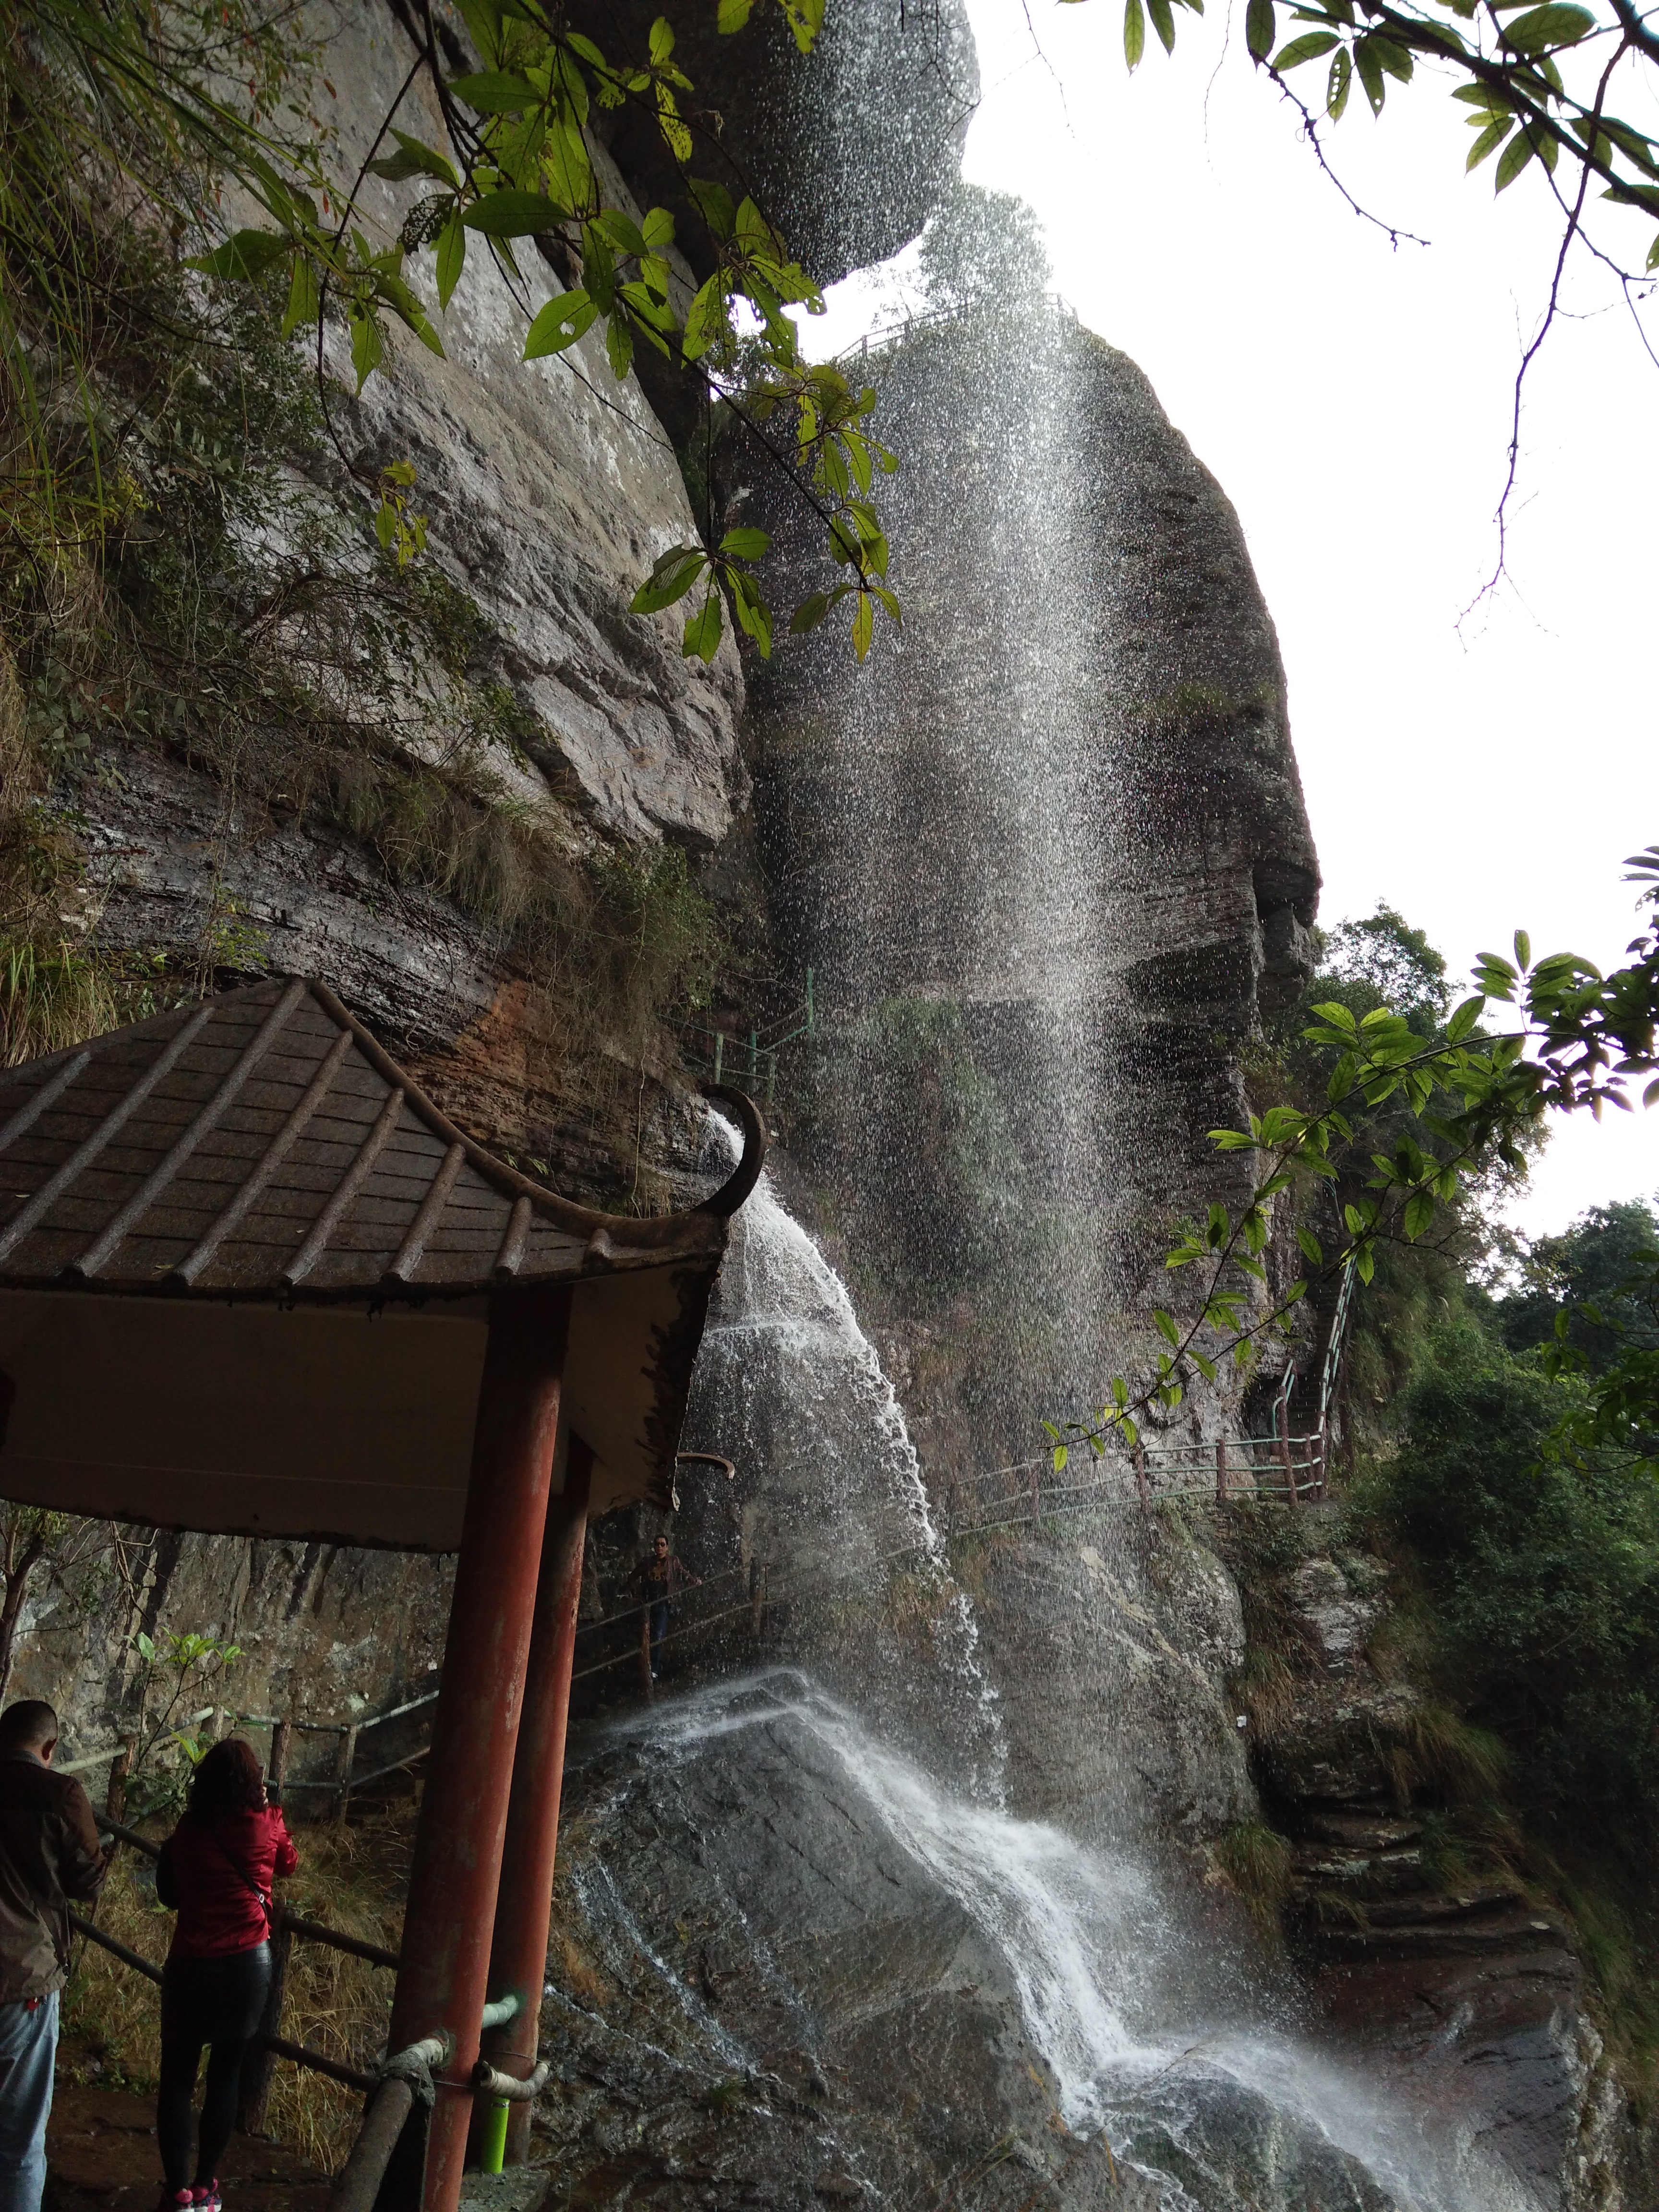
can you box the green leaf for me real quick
[1296,1226,1323,1266]
[1125,0,1146,68]
[851,590,874,661]
[1148,0,1177,48]
[448,71,541,112]
[1353,34,1386,109]
[186,228,291,281]
[463,191,567,237]
[1445,994,1483,1042]
[1274,29,1338,66]
[1467,117,1513,170]
[1513,928,1532,970]
[1246,0,1276,60]
[435,211,467,310]
[1192,1350,1217,1384]
[728,568,773,657]
[1052,1443,1070,1472]
[720,527,771,559]
[605,309,634,379]
[349,305,383,390]
[281,253,319,338]
[525,289,597,357]
[366,130,462,189]
[630,545,707,612]
[1403,1188,1435,1239]
[1155,1308,1181,1346]
[681,272,729,362]
[1503,2,1593,48]
[789,592,831,634]
[1327,46,1352,117]
[542,121,593,212]
[683,591,724,662]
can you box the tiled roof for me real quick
[0,976,762,1299]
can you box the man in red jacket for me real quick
[0,1699,108,2212]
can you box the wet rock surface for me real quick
[532,1679,1414,2212]
[1242,1513,1620,2210]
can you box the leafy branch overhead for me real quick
[1053,848,1659,1464]
[24,0,901,666]
[1109,0,1659,265]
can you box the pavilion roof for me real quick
[0,975,758,1298]
[0,979,761,1544]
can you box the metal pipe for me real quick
[263,2034,378,2093]
[69,1910,161,1985]
[480,2099,510,2175]
[478,1992,520,2032]
[478,1438,591,2164]
[281,1911,399,1971]
[386,1283,571,2212]
[469,2060,550,2102]
[329,2078,415,2212]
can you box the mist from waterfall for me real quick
[653,201,1531,2211]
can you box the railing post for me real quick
[1134,1445,1150,1514]
[1277,1434,1297,1504]
[103,1736,133,1824]
[1215,1440,1227,1506]
[477,1437,593,2164]
[334,1722,359,1821]
[384,1284,571,2212]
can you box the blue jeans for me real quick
[0,1989,58,2212]
[649,1600,670,1665]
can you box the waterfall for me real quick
[682,1111,1003,1788]
[577,262,1535,2211]
[586,1673,1534,2212]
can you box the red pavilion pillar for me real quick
[476,1432,595,2163]
[384,1284,571,2212]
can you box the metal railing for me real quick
[56,1683,442,1813]
[682,971,816,1106]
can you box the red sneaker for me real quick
[192,2184,222,2212]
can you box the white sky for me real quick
[800,0,1659,1240]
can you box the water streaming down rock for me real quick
[550,1671,1534,2211]
[678,1109,1001,1782]
[536,231,1545,2207]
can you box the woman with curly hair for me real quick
[153,1739,298,2212]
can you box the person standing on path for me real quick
[0,1697,108,2212]
[634,1534,701,1679]
[153,1739,297,2212]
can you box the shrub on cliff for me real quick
[1378,1322,1659,1849]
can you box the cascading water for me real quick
[550,201,1533,2212]
[679,1111,1002,1787]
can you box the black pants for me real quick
[157,1946,271,2190]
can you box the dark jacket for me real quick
[0,1750,108,2001]
[633,1553,697,1603]
[156,1804,298,1960]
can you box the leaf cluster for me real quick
[163,0,903,663]
[1054,854,1659,1461]
[1113,0,1659,271]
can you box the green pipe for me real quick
[480,2097,510,2176]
